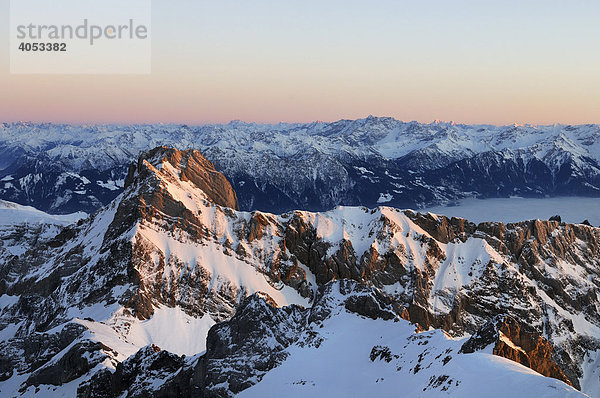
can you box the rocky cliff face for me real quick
[125,146,239,210]
[460,315,572,386]
[0,146,598,397]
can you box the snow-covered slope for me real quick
[0,200,85,262]
[240,284,584,398]
[0,200,85,226]
[1,146,599,397]
[79,281,588,397]
[3,118,600,214]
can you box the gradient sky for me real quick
[1,0,600,125]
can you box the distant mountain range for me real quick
[1,147,596,396]
[2,117,600,214]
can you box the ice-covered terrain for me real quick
[1,147,599,397]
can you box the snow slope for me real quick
[0,200,86,258]
[0,200,85,225]
[241,300,585,398]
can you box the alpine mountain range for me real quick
[0,119,600,397]
[1,117,600,214]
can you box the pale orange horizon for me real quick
[2,0,600,126]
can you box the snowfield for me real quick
[0,200,85,226]
[240,307,585,398]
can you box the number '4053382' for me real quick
[18,42,66,51]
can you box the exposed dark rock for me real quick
[0,323,88,380]
[549,215,562,223]
[370,346,393,362]
[460,315,574,388]
[194,292,306,396]
[344,287,396,320]
[77,344,190,398]
[27,340,110,387]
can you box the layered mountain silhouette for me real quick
[2,119,600,214]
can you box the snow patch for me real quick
[377,193,393,203]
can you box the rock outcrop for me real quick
[77,344,190,398]
[125,146,239,210]
[460,315,573,387]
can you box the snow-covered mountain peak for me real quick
[124,146,239,211]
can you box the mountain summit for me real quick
[125,146,239,210]
[0,147,598,397]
